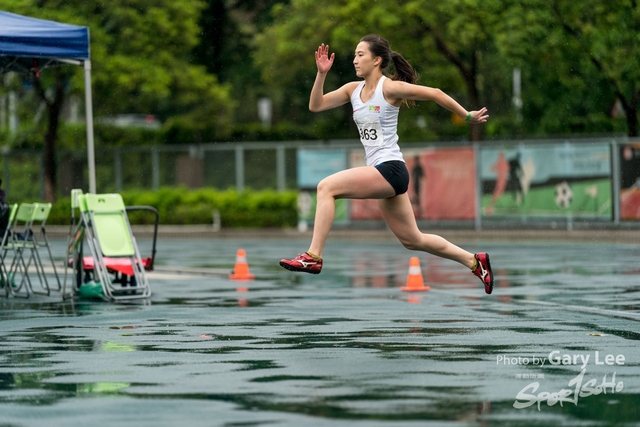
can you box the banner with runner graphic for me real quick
[405,147,477,220]
[349,147,477,220]
[479,143,612,218]
[620,141,640,221]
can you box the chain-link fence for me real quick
[2,137,638,230]
[2,140,349,200]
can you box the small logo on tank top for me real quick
[369,106,380,113]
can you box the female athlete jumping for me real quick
[280,35,494,294]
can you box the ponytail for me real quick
[390,51,417,84]
[360,34,418,107]
[390,51,418,107]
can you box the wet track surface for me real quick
[1,237,639,426]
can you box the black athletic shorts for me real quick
[375,160,409,196]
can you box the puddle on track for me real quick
[0,238,639,426]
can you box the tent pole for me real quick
[84,59,96,193]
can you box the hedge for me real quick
[46,187,299,228]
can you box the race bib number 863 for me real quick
[354,116,384,147]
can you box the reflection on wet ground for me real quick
[1,238,639,426]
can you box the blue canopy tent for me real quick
[0,10,96,193]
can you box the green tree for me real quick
[255,0,638,140]
[496,0,638,136]
[193,0,288,125]
[550,0,640,136]
[403,0,504,141]
[0,0,234,201]
[254,0,503,141]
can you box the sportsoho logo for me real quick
[497,350,625,410]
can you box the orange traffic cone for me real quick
[400,257,430,292]
[229,249,255,280]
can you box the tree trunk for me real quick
[33,71,66,203]
[556,10,639,138]
[625,92,639,137]
[43,99,62,203]
[612,91,638,137]
[627,109,639,137]
[464,53,483,142]
[420,24,485,141]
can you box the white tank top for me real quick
[351,75,403,167]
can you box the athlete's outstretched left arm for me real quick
[385,80,489,124]
[309,44,354,112]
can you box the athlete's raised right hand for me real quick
[315,44,335,74]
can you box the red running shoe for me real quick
[279,252,323,274]
[472,253,494,294]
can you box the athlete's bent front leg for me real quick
[378,194,476,269]
[308,182,335,257]
[308,167,395,257]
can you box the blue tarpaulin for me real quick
[0,10,89,60]
[0,10,96,193]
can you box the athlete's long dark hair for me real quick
[360,34,418,107]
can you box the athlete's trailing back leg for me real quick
[378,194,494,293]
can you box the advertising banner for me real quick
[296,149,349,225]
[620,142,640,221]
[479,143,612,218]
[405,147,476,220]
[349,150,384,220]
[297,149,347,189]
[349,147,477,221]
[297,191,348,226]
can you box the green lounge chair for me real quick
[64,192,151,301]
[0,204,18,297]
[6,203,51,297]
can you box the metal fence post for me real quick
[611,138,621,225]
[114,148,122,192]
[235,145,244,192]
[473,142,482,231]
[276,145,286,192]
[3,151,9,199]
[39,151,44,200]
[152,147,160,190]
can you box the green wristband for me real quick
[465,112,472,122]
